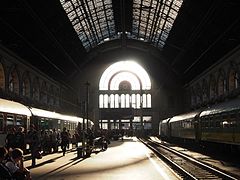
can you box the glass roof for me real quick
[60,0,183,51]
[131,0,183,48]
[60,0,116,52]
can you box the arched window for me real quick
[104,94,108,108]
[40,81,48,104]
[110,94,114,108]
[126,94,130,108]
[114,94,119,108]
[0,63,5,90]
[33,77,40,101]
[217,73,226,96]
[196,83,202,104]
[147,94,151,108]
[229,69,238,91]
[8,68,19,94]
[209,76,217,100]
[99,94,104,108]
[136,94,141,108]
[99,61,151,90]
[22,73,30,97]
[48,85,54,105]
[120,94,125,108]
[142,94,147,108]
[131,94,136,108]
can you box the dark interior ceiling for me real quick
[0,0,240,85]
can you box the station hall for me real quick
[0,0,240,179]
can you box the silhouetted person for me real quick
[5,127,16,151]
[15,127,25,152]
[5,148,31,180]
[61,127,69,156]
[27,125,39,167]
[0,147,12,179]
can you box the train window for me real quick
[221,120,233,128]
[16,115,24,126]
[215,121,221,128]
[6,114,14,126]
[210,120,214,128]
[230,114,236,118]
[229,120,237,128]
[0,113,3,132]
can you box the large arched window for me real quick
[8,68,19,94]
[99,61,151,90]
[99,61,152,109]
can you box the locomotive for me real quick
[159,98,240,149]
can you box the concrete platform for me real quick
[24,137,180,180]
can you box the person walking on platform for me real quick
[51,128,58,153]
[27,124,39,167]
[60,127,69,156]
[15,127,25,152]
[0,147,12,180]
[5,127,16,151]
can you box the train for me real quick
[0,98,93,146]
[159,98,240,149]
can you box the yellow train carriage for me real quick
[199,98,240,146]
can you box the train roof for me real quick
[200,98,240,117]
[0,98,31,116]
[29,107,84,122]
[161,118,171,123]
[169,110,202,123]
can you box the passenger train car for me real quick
[0,98,93,146]
[159,98,240,148]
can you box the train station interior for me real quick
[0,0,240,179]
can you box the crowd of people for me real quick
[0,124,128,179]
[0,147,31,180]
[0,124,77,180]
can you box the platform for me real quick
[24,137,180,180]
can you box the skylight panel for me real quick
[132,0,183,49]
[60,0,116,52]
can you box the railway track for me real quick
[140,138,238,180]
